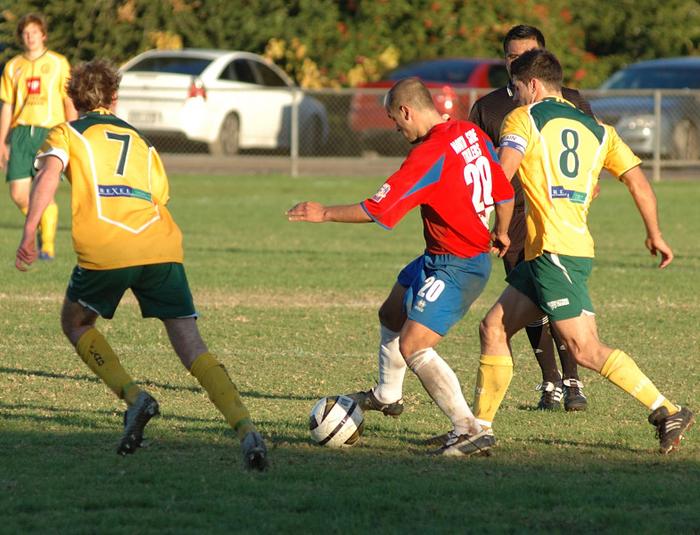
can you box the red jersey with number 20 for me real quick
[361,120,514,258]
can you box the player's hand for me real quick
[0,144,9,171]
[286,201,327,223]
[645,234,673,269]
[490,231,510,258]
[15,233,38,271]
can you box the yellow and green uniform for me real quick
[1,49,71,129]
[499,96,640,261]
[476,96,679,421]
[45,109,255,438]
[36,108,183,270]
[2,49,72,258]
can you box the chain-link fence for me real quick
[125,87,700,181]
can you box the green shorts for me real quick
[506,252,595,321]
[66,263,197,320]
[6,125,50,182]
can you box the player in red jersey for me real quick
[288,78,514,456]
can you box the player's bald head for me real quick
[385,77,435,114]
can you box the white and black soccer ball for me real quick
[309,395,364,447]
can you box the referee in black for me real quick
[469,25,593,412]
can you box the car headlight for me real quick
[619,114,655,131]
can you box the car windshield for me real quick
[601,66,700,89]
[126,56,212,76]
[387,60,478,83]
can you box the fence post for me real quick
[653,90,661,182]
[291,87,299,178]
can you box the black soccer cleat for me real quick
[536,381,563,410]
[433,429,496,457]
[648,406,695,454]
[563,378,588,412]
[346,389,404,417]
[117,391,160,456]
[240,431,269,471]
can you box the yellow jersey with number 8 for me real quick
[499,97,640,260]
[36,108,183,269]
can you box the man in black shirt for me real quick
[469,25,592,411]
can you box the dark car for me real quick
[349,58,508,154]
[589,57,700,160]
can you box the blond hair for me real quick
[67,60,122,112]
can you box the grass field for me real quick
[1,172,698,533]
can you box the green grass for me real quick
[1,173,698,534]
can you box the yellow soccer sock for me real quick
[39,202,58,257]
[600,349,678,413]
[76,328,141,405]
[190,352,254,440]
[474,354,514,428]
[20,206,28,216]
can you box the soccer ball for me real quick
[309,395,365,447]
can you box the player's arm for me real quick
[0,102,13,169]
[64,97,78,121]
[491,199,513,257]
[619,165,673,269]
[16,155,63,270]
[286,201,371,223]
[497,146,524,181]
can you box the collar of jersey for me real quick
[22,49,49,62]
[86,107,112,116]
[541,96,575,107]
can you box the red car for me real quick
[349,58,507,154]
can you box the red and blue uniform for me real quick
[362,120,514,335]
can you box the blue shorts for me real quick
[397,252,491,336]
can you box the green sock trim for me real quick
[233,418,254,432]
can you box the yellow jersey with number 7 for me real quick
[35,107,183,269]
[499,97,641,260]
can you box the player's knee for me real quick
[9,190,28,209]
[398,336,428,361]
[479,315,505,346]
[378,303,403,332]
[398,338,413,360]
[564,340,605,370]
[60,314,86,346]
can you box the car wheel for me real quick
[209,113,240,156]
[300,117,322,156]
[671,119,699,160]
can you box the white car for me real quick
[116,49,329,155]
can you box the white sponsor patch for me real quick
[371,183,391,202]
[546,298,570,310]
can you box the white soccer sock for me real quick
[405,348,479,436]
[372,325,406,404]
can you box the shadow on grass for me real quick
[0,366,316,401]
[1,427,698,533]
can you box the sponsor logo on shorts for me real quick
[371,183,390,202]
[546,298,570,310]
[414,299,427,312]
